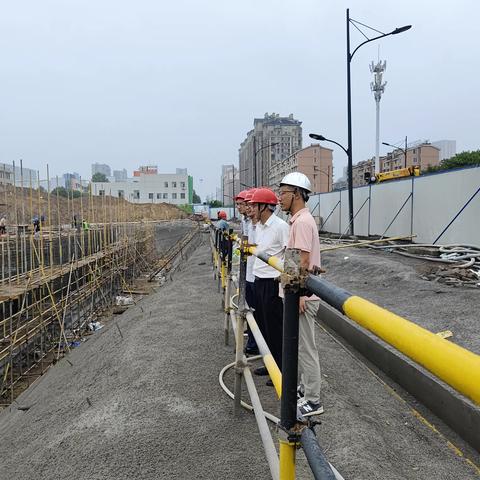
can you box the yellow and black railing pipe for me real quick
[305,275,480,406]
[278,249,302,480]
[230,230,480,407]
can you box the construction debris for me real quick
[420,265,480,287]
[115,295,135,306]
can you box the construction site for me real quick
[0,177,479,479]
[0,181,195,406]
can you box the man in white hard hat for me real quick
[279,172,324,417]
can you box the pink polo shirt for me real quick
[287,207,321,301]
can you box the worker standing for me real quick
[243,189,259,355]
[233,190,249,235]
[250,188,289,378]
[279,172,323,416]
[0,216,6,235]
[216,210,229,231]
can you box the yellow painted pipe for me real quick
[221,262,226,289]
[263,353,282,397]
[246,313,282,397]
[344,296,480,405]
[247,246,284,273]
[279,439,296,480]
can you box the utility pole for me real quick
[253,135,257,188]
[370,59,387,174]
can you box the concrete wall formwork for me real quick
[308,166,480,244]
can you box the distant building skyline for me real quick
[220,164,240,207]
[91,165,193,205]
[269,144,333,193]
[239,112,302,189]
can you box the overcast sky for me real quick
[0,1,478,200]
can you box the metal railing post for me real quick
[233,234,247,416]
[367,184,372,237]
[224,229,233,346]
[410,176,414,240]
[279,248,301,480]
[338,190,342,235]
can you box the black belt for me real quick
[254,276,278,282]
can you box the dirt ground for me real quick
[319,242,480,355]
[0,232,479,479]
[0,184,187,225]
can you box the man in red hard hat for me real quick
[216,210,229,230]
[242,189,260,355]
[234,190,249,235]
[250,187,289,380]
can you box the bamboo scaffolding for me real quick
[0,217,164,404]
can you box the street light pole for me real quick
[253,140,279,187]
[345,8,411,235]
[346,8,354,235]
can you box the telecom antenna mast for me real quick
[370,60,387,174]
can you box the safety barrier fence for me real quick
[211,225,480,478]
[211,226,342,480]
[310,165,480,244]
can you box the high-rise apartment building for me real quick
[431,140,456,161]
[269,144,333,193]
[220,164,240,207]
[239,113,302,188]
[113,169,128,182]
[91,163,111,177]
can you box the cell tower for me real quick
[370,60,387,173]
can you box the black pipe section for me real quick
[227,229,233,272]
[280,287,300,430]
[300,428,337,480]
[238,235,248,312]
[305,275,351,313]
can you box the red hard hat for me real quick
[218,210,227,219]
[250,188,278,205]
[243,188,257,203]
[234,190,249,201]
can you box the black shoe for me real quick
[244,347,260,356]
[266,379,274,387]
[254,366,268,376]
[298,399,324,417]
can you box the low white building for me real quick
[92,167,193,205]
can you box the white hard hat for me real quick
[280,172,312,193]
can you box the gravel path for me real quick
[0,234,270,480]
[0,233,478,479]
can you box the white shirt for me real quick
[241,216,249,236]
[252,213,289,279]
[246,219,257,283]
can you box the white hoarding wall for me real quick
[307,166,480,245]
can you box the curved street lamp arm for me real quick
[322,138,349,157]
[350,32,390,59]
[255,142,278,155]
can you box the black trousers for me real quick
[245,281,258,350]
[254,277,284,371]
